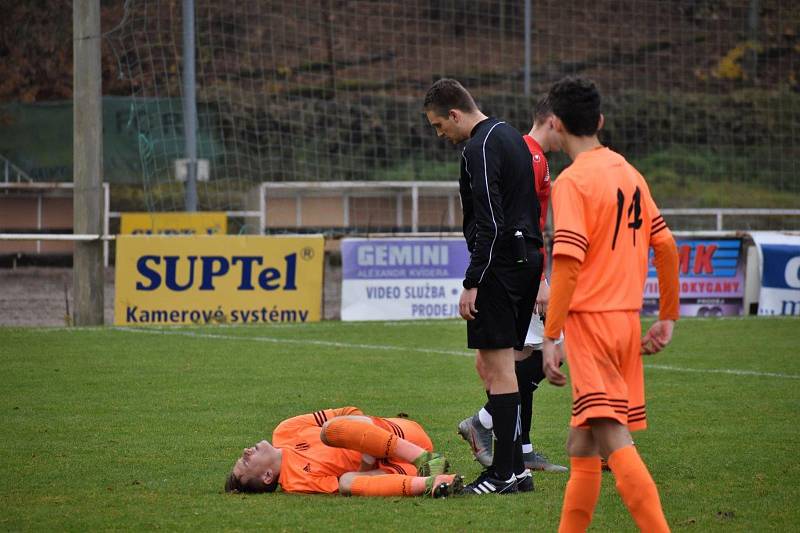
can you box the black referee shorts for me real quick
[467,250,542,351]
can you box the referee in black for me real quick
[424,79,543,494]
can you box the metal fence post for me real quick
[411,185,419,233]
[524,0,532,96]
[182,0,198,211]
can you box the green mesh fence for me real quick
[108,0,800,215]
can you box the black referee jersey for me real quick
[459,117,543,289]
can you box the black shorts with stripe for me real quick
[467,248,542,351]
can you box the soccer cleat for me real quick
[523,451,568,473]
[414,451,450,477]
[457,414,494,467]
[424,474,464,498]
[515,469,534,492]
[462,470,518,495]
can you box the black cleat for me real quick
[425,474,464,498]
[515,469,534,492]
[462,470,518,495]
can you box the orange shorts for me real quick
[565,311,647,431]
[372,417,434,476]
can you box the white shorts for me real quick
[524,312,564,349]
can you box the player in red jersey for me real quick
[225,406,462,497]
[524,96,557,259]
[457,95,568,478]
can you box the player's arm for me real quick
[534,166,551,313]
[535,278,549,316]
[462,139,505,289]
[542,177,587,385]
[642,213,680,354]
[543,176,587,338]
[542,255,581,386]
[543,255,581,341]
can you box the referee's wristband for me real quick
[462,278,478,289]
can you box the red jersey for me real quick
[523,135,551,232]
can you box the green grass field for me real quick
[1,317,798,531]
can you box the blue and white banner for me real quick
[751,232,800,316]
[340,238,470,321]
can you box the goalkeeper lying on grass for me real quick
[225,406,462,497]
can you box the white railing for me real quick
[260,181,458,233]
[2,180,796,263]
[0,182,111,266]
[259,181,800,234]
[660,208,800,231]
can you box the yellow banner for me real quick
[114,235,324,325]
[120,212,227,235]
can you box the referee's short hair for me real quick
[547,77,601,136]
[424,78,478,117]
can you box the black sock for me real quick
[488,392,521,480]
[515,353,545,446]
[521,350,546,387]
[513,434,524,475]
[483,390,492,416]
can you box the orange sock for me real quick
[350,474,455,497]
[324,418,398,458]
[350,475,416,497]
[608,445,670,533]
[558,456,602,533]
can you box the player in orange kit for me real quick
[224,406,462,498]
[541,77,680,532]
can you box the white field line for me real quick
[26,315,795,333]
[643,364,800,380]
[115,326,470,357]
[114,327,800,380]
[26,321,464,333]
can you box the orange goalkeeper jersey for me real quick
[273,407,364,494]
[551,146,673,312]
